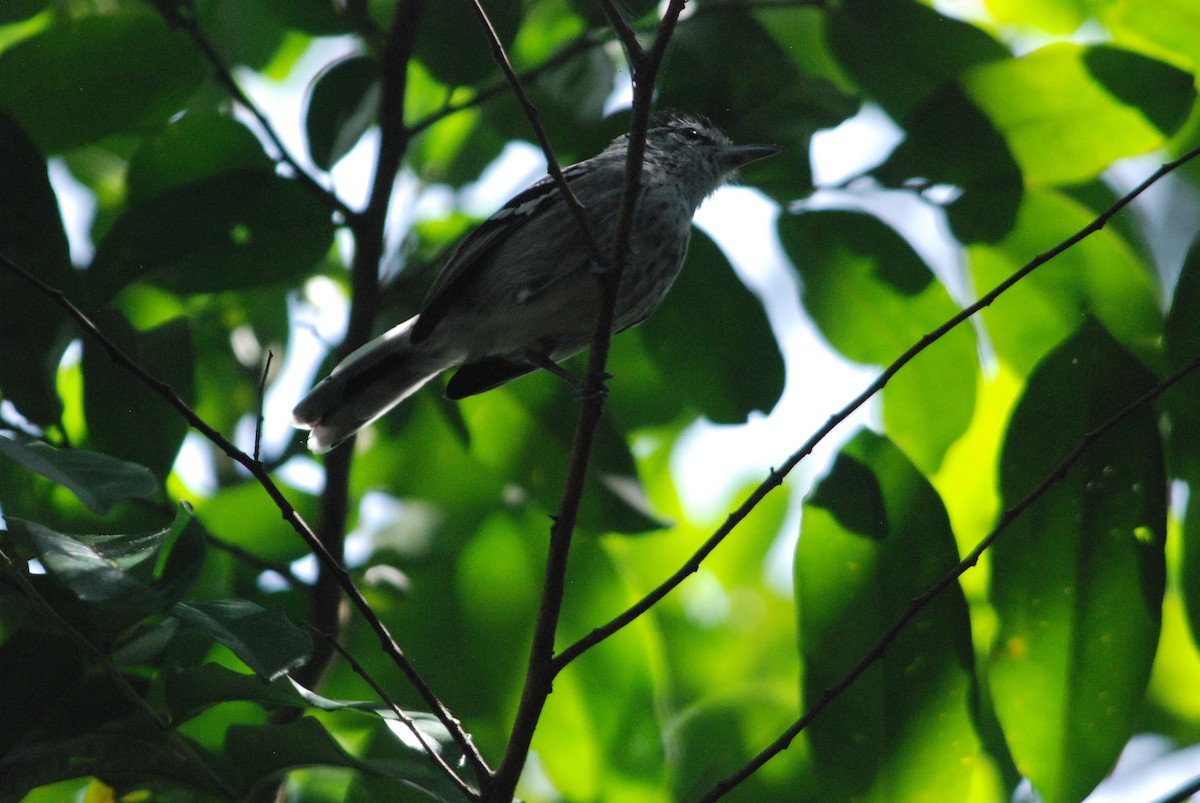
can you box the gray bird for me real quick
[293,112,779,453]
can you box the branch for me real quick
[597,0,644,66]
[145,0,357,222]
[0,250,485,791]
[408,30,604,137]
[466,0,606,264]
[486,2,690,798]
[554,141,1200,670]
[308,627,479,800]
[698,351,1200,801]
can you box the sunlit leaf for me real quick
[962,43,1195,185]
[779,209,977,473]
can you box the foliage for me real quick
[1,0,1199,801]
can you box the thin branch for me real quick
[554,141,1200,670]
[205,531,307,586]
[597,0,644,66]
[0,250,485,790]
[307,626,478,799]
[253,350,272,462]
[145,1,358,222]
[486,2,690,798]
[408,30,605,137]
[699,352,1200,801]
[466,0,606,264]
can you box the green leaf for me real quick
[305,56,380,171]
[81,313,193,481]
[658,11,858,196]
[0,436,157,515]
[225,717,443,790]
[640,230,784,424]
[968,188,1162,378]
[0,110,72,426]
[171,599,311,681]
[778,209,977,473]
[828,0,1009,121]
[415,0,520,87]
[8,518,160,603]
[876,83,1023,244]
[461,372,667,533]
[126,112,274,202]
[87,170,335,301]
[988,319,1166,803]
[796,429,980,801]
[0,0,47,24]
[962,43,1195,185]
[0,13,205,153]
[1084,46,1196,136]
[0,731,230,799]
[1102,0,1200,73]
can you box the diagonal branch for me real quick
[145,0,357,222]
[597,0,644,66]
[466,0,606,264]
[698,351,1200,801]
[0,250,484,792]
[553,141,1200,671]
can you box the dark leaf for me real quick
[305,56,380,171]
[171,599,311,681]
[87,170,335,301]
[0,437,157,515]
[0,110,73,425]
[640,230,784,424]
[0,14,205,153]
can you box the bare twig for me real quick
[307,626,478,799]
[466,0,606,264]
[597,0,644,66]
[408,30,604,137]
[0,250,484,791]
[554,141,1200,670]
[699,352,1200,801]
[145,1,357,222]
[253,350,272,462]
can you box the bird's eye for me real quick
[681,127,703,141]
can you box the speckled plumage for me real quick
[293,113,779,452]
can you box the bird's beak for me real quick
[719,143,782,170]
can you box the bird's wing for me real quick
[413,165,587,343]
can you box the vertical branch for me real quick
[293,0,426,697]
[487,2,689,798]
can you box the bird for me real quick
[293,112,780,453]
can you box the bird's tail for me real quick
[292,317,448,453]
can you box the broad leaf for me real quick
[988,319,1166,803]
[305,56,380,171]
[171,600,311,681]
[796,429,980,801]
[640,230,784,425]
[0,436,157,515]
[0,14,204,153]
[779,209,977,473]
[0,110,72,425]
